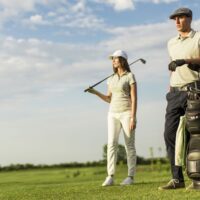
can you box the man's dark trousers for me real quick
[164,90,188,182]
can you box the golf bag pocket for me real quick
[186,110,200,135]
[187,99,200,110]
[186,136,200,180]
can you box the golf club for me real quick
[84,58,146,92]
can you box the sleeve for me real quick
[128,73,136,85]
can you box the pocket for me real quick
[166,92,171,101]
[166,91,179,101]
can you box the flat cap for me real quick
[169,7,192,19]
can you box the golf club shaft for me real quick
[84,58,145,92]
[129,58,142,66]
[84,74,114,92]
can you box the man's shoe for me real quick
[120,177,134,185]
[158,179,185,190]
[102,176,114,186]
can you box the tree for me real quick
[103,144,127,164]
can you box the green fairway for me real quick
[0,165,199,200]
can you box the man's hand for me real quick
[175,59,186,66]
[168,59,186,71]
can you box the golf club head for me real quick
[140,58,146,64]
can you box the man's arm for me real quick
[185,58,200,65]
[185,58,200,71]
[168,58,200,71]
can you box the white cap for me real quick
[109,49,128,60]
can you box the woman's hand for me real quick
[130,118,136,131]
[87,87,111,103]
[87,87,97,95]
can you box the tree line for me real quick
[0,144,168,172]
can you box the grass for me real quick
[0,164,200,200]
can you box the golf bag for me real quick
[186,81,200,188]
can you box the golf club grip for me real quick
[84,87,92,92]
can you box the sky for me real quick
[0,0,200,166]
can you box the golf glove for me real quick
[168,59,186,71]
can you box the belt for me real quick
[170,86,188,92]
[170,82,200,92]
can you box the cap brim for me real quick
[169,13,191,19]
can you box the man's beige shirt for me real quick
[107,72,136,113]
[168,29,200,87]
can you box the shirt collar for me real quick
[121,71,128,76]
[115,70,128,77]
[176,29,196,40]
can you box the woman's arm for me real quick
[87,87,112,103]
[130,83,137,130]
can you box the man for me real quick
[159,8,200,190]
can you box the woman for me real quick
[88,49,137,186]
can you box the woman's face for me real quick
[112,57,121,69]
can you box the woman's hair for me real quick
[113,57,131,73]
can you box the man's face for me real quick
[173,15,192,32]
